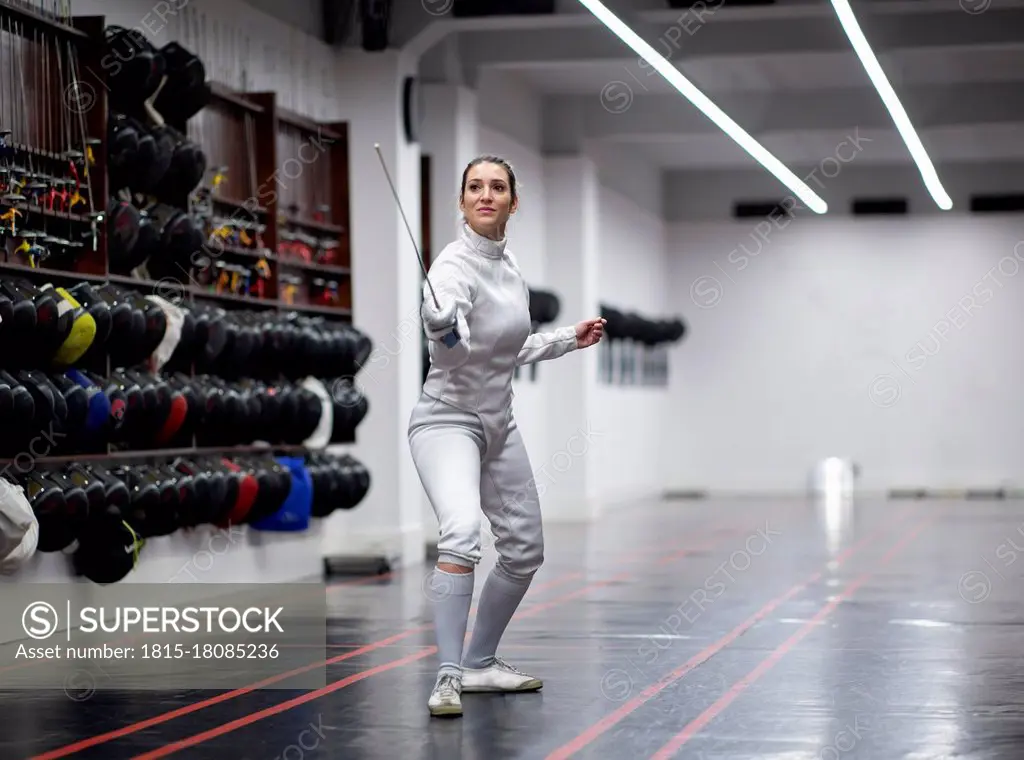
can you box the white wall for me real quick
[542,157,601,521]
[666,213,1024,493]
[591,181,670,505]
[324,49,425,568]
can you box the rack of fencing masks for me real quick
[0,269,375,584]
[104,25,211,281]
[102,19,352,318]
[0,9,371,584]
[600,305,686,386]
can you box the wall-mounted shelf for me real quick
[0,0,90,41]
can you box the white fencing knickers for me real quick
[408,393,543,578]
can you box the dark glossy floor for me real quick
[6,495,1024,759]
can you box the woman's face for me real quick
[460,162,517,238]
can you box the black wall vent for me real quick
[852,198,908,215]
[970,194,1024,213]
[453,0,555,16]
[668,0,775,6]
[732,200,791,219]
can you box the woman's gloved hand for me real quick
[421,297,460,345]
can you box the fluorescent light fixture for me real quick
[829,0,952,210]
[576,0,827,214]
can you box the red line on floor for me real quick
[31,528,739,760]
[132,647,439,760]
[0,570,393,681]
[542,511,916,760]
[649,516,933,760]
[27,626,432,760]
[120,538,737,759]
[4,535,723,683]
[26,570,583,760]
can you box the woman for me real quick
[409,155,605,717]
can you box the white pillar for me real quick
[421,83,480,252]
[542,155,602,522]
[321,49,426,569]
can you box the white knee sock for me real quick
[463,566,532,669]
[432,567,475,679]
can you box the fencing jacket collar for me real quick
[461,221,507,260]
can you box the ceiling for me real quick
[404,0,1024,177]
[505,46,1024,94]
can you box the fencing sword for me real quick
[373,142,460,348]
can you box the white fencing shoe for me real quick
[428,673,463,717]
[461,656,543,693]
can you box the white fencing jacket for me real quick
[420,223,577,420]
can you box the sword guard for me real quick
[440,326,460,348]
